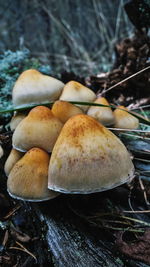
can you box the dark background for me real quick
[0,0,133,75]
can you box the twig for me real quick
[99,226,144,233]
[9,241,37,262]
[130,104,150,110]
[68,204,150,228]
[10,226,31,243]
[124,210,150,214]
[101,66,150,94]
[119,132,150,141]
[4,204,21,220]
[128,183,135,214]
[118,215,150,227]
[134,158,150,163]
[139,178,150,206]
[108,128,150,133]
[2,230,9,247]
[139,107,149,121]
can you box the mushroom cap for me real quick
[12,69,64,107]
[10,112,26,131]
[4,149,24,176]
[52,100,83,123]
[114,106,139,129]
[59,81,96,111]
[0,145,3,159]
[7,148,59,201]
[87,97,115,126]
[12,106,63,152]
[48,114,134,194]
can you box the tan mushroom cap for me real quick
[7,148,59,201]
[4,149,24,176]
[10,112,26,131]
[12,106,63,152]
[0,145,3,159]
[87,97,115,126]
[48,114,134,194]
[59,81,96,111]
[114,106,139,129]
[52,100,83,123]
[12,69,64,107]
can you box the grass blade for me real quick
[0,101,150,125]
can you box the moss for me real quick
[0,49,51,120]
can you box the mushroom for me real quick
[7,148,59,201]
[87,97,115,126]
[0,145,3,159]
[59,81,96,111]
[51,100,83,123]
[10,112,27,131]
[12,106,63,152]
[48,114,134,194]
[114,106,139,129]
[12,69,64,107]
[4,149,24,176]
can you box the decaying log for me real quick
[1,132,150,266]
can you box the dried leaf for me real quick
[116,230,150,264]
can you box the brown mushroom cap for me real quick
[12,69,64,107]
[114,106,139,129]
[12,106,63,152]
[7,148,59,201]
[51,100,83,123]
[10,112,26,131]
[48,114,134,194]
[59,81,96,111]
[4,149,24,176]
[87,97,115,126]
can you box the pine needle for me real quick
[101,65,150,94]
[9,241,37,262]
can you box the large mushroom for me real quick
[48,114,134,194]
[59,81,96,111]
[12,106,63,152]
[7,148,59,201]
[12,69,64,107]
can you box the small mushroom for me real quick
[4,149,24,176]
[10,112,26,131]
[114,106,139,129]
[12,106,63,152]
[59,81,96,111]
[0,145,3,159]
[87,97,115,126]
[51,100,83,123]
[48,114,134,194]
[7,148,59,201]
[12,69,64,107]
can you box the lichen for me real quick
[0,49,51,119]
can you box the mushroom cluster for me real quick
[5,69,135,202]
[87,97,140,129]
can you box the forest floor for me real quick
[0,31,150,267]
